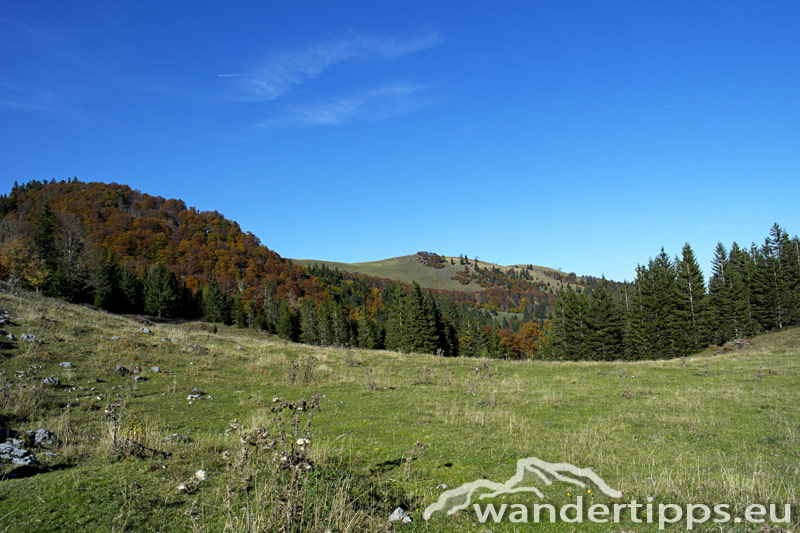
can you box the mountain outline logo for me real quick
[423,456,622,521]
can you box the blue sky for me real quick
[2,1,799,281]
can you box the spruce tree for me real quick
[676,243,708,352]
[650,249,685,358]
[231,294,247,328]
[276,300,297,341]
[707,243,731,343]
[384,288,406,352]
[624,272,648,360]
[144,262,180,318]
[327,299,350,346]
[403,282,438,354]
[707,242,751,342]
[202,276,230,324]
[728,243,758,335]
[263,282,278,334]
[299,300,319,345]
[318,299,335,345]
[34,199,59,270]
[246,300,267,330]
[94,252,124,312]
[751,228,791,332]
[586,278,624,360]
[47,265,72,301]
[357,311,379,349]
[119,267,142,314]
[458,316,488,357]
[786,235,800,325]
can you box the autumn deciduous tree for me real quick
[0,237,50,291]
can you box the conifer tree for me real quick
[276,300,297,341]
[768,225,800,326]
[543,288,590,360]
[650,249,685,358]
[34,199,59,271]
[707,242,750,342]
[246,300,267,330]
[403,282,438,353]
[786,235,800,325]
[47,265,72,301]
[316,299,333,345]
[144,262,179,318]
[299,300,319,345]
[485,328,509,358]
[676,243,708,351]
[458,316,488,357]
[384,287,406,352]
[626,271,650,359]
[202,276,230,324]
[231,294,247,328]
[263,282,278,334]
[728,243,758,335]
[94,252,124,312]
[328,299,351,346]
[586,278,624,360]
[751,227,791,332]
[357,311,379,349]
[707,242,729,342]
[119,267,142,313]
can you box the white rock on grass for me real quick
[389,507,412,523]
[34,428,58,448]
[0,442,39,466]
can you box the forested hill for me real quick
[0,179,556,359]
[0,178,316,302]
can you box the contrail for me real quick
[217,73,246,77]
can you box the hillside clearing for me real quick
[291,254,574,294]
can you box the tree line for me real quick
[546,224,800,360]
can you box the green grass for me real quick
[291,254,571,293]
[0,291,798,531]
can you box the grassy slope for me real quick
[291,255,572,293]
[0,291,798,531]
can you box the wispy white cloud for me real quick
[256,82,435,128]
[0,16,57,43]
[228,31,441,101]
[698,223,720,232]
[0,82,75,116]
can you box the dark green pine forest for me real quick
[546,225,800,360]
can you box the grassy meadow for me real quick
[0,290,798,531]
